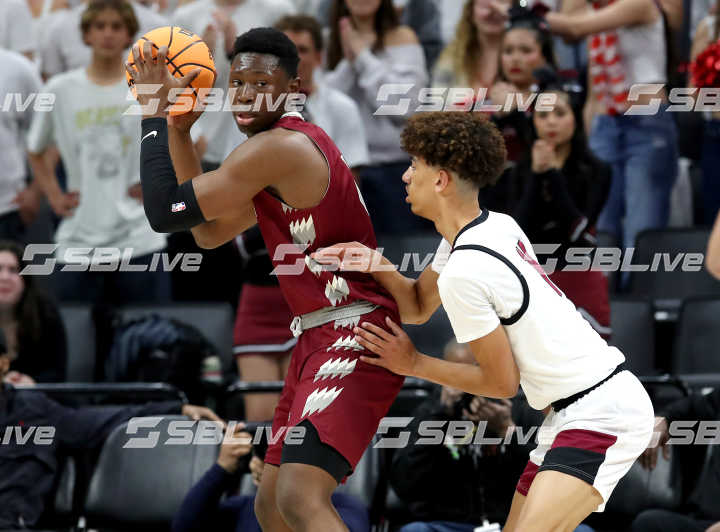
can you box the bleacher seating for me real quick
[609,298,656,375]
[672,297,720,374]
[629,229,720,313]
[58,304,96,382]
[83,416,219,531]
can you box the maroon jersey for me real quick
[252,114,398,317]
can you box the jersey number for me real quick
[516,240,564,297]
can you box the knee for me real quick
[275,478,325,527]
[253,487,275,527]
[398,522,432,532]
[631,509,673,532]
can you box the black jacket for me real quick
[389,392,543,525]
[0,383,182,529]
[662,388,720,520]
[511,151,611,268]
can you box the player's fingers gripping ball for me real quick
[126,26,216,115]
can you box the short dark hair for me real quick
[274,15,324,52]
[231,27,300,78]
[80,0,139,40]
[401,112,507,189]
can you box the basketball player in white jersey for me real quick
[313,112,655,531]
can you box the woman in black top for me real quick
[511,72,612,338]
[0,240,67,383]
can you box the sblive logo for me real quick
[20,244,203,275]
[124,419,307,449]
[1,425,55,446]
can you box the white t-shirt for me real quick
[0,0,35,55]
[26,68,166,261]
[306,82,369,169]
[39,1,168,78]
[0,49,42,216]
[432,210,625,410]
[173,0,297,164]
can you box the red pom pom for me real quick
[691,40,720,88]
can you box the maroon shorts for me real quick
[233,284,297,356]
[264,305,404,471]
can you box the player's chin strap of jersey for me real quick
[140,117,207,233]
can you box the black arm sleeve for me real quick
[140,117,207,233]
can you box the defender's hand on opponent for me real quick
[353,317,419,376]
[125,41,201,119]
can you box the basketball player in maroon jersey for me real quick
[126,28,403,531]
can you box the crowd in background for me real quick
[2,0,720,530]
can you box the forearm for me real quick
[371,255,430,324]
[411,354,517,399]
[140,118,207,233]
[169,127,203,184]
[28,152,62,199]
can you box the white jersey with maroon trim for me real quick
[431,209,625,410]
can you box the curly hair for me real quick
[231,28,300,78]
[401,112,507,189]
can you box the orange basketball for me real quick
[126,26,216,116]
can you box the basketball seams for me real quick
[168,40,203,63]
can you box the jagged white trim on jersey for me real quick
[334,315,361,330]
[327,335,363,352]
[325,275,349,306]
[314,357,357,382]
[302,386,343,417]
[305,255,324,276]
[289,215,316,246]
[281,203,297,215]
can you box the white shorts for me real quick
[516,370,655,512]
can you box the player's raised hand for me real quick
[125,42,200,117]
[354,317,418,376]
[312,242,393,274]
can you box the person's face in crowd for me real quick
[501,28,546,88]
[83,8,133,60]
[473,0,510,37]
[533,92,576,147]
[440,344,476,407]
[344,0,382,19]
[283,30,322,92]
[0,251,24,309]
[229,52,300,136]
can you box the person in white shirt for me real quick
[38,0,168,79]
[313,112,654,531]
[0,0,36,60]
[172,0,297,168]
[0,49,44,242]
[27,0,168,304]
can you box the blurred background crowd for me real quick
[2,0,720,531]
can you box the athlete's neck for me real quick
[435,199,483,246]
[86,54,125,85]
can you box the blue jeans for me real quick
[701,119,720,224]
[590,107,678,251]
